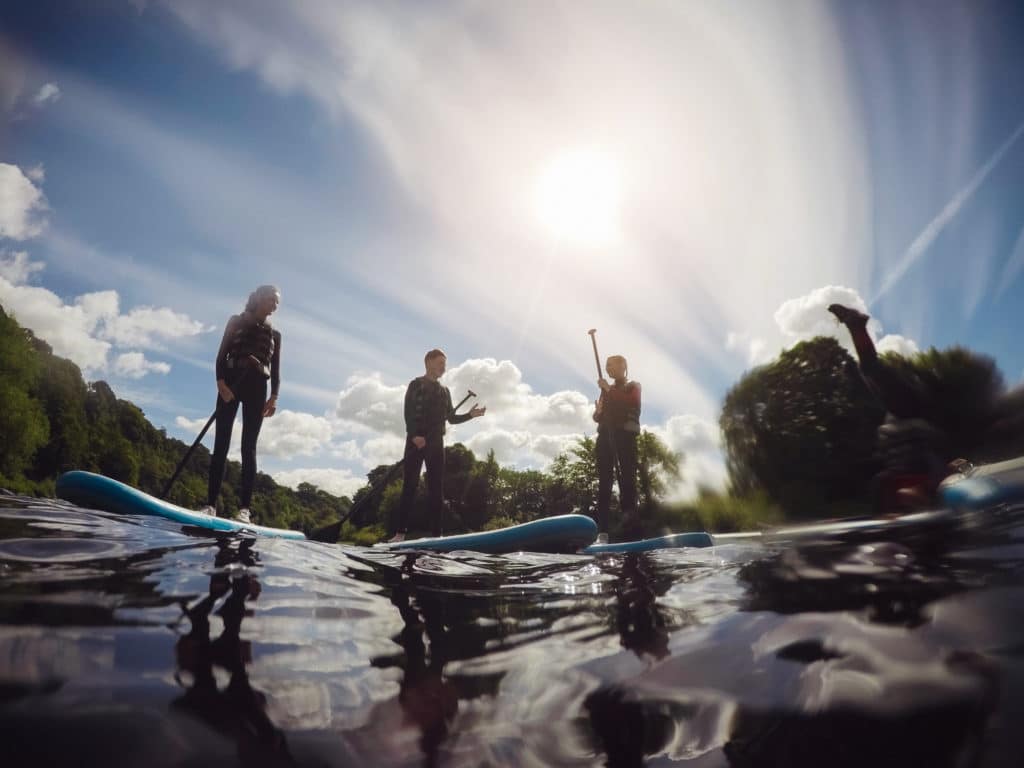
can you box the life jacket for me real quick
[227,313,275,378]
[598,381,641,433]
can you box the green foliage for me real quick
[721,336,1022,517]
[721,337,884,516]
[0,308,49,476]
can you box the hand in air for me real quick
[470,405,487,418]
[262,397,277,417]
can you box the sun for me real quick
[533,148,621,247]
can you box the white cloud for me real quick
[0,250,43,283]
[726,331,771,368]
[273,467,365,499]
[876,334,920,358]
[0,252,209,375]
[333,372,406,435]
[259,410,334,458]
[767,284,926,362]
[177,408,334,461]
[100,305,208,347]
[113,351,171,379]
[774,285,875,343]
[32,82,61,107]
[25,165,45,183]
[647,413,727,499]
[0,163,48,240]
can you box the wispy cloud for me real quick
[873,118,1024,304]
[31,82,60,107]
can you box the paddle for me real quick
[160,369,250,500]
[308,389,477,543]
[588,329,624,520]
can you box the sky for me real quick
[2,0,1023,501]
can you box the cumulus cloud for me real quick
[726,331,770,368]
[32,83,61,107]
[100,305,208,347]
[0,163,48,240]
[273,468,365,499]
[333,372,406,435]
[177,409,334,461]
[0,252,208,375]
[876,334,920,358]
[25,164,45,183]
[769,284,923,360]
[113,351,171,379]
[259,410,334,458]
[0,250,43,283]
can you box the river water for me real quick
[1,496,1022,767]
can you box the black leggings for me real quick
[208,373,267,508]
[596,428,639,532]
[395,437,445,536]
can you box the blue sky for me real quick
[2,0,1022,499]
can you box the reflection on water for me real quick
[1,498,1022,767]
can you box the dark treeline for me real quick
[7,303,1021,538]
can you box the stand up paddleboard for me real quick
[56,470,306,540]
[938,455,1024,510]
[381,514,597,554]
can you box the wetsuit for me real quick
[832,305,946,508]
[594,380,641,532]
[208,312,281,510]
[394,377,473,536]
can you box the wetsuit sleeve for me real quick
[404,379,427,436]
[446,387,472,425]
[214,315,241,381]
[270,330,281,397]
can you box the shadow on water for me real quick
[1,497,1024,767]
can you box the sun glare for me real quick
[533,148,621,247]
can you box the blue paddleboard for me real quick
[56,470,306,540]
[938,456,1024,510]
[383,514,597,554]
[580,531,714,555]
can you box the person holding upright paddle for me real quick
[588,330,642,545]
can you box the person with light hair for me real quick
[199,285,282,524]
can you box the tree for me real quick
[0,307,49,478]
[636,430,683,511]
[720,337,884,515]
[547,436,599,516]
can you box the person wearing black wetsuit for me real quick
[593,354,642,543]
[388,349,486,542]
[201,285,282,524]
[828,303,946,509]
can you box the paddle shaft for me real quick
[160,368,251,500]
[309,390,476,542]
